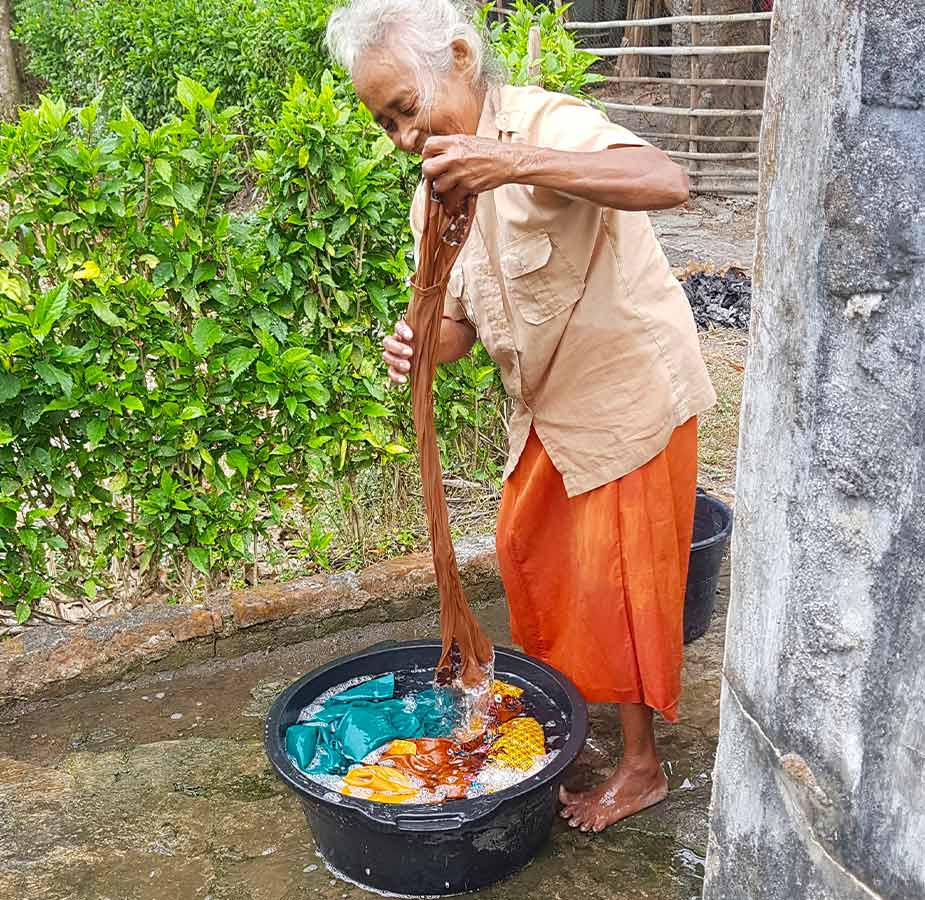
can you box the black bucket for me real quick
[683,490,733,644]
[265,641,588,896]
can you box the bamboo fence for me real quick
[504,2,774,194]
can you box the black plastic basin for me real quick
[683,490,733,643]
[265,641,588,896]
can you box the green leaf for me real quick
[225,449,249,478]
[187,546,210,576]
[123,395,145,413]
[177,76,197,111]
[226,346,259,380]
[52,210,80,225]
[174,182,204,212]
[89,297,126,327]
[154,159,172,182]
[191,318,223,355]
[384,443,410,456]
[32,283,69,339]
[180,402,206,420]
[15,602,31,625]
[152,262,174,287]
[86,417,107,448]
[34,361,73,396]
[278,262,293,292]
[362,401,391,418]
[280,347,310,367]
[193,262,217,285]
[306,227,325,249]
[0,374,21,402]
[304,381,330,405]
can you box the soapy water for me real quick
[291,670,561,804]
[297,675,374,723]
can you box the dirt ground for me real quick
[0,563,730,900]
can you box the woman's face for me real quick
[353,40,484,155]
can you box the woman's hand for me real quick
[421,136,520,207]
[383,320,414,385]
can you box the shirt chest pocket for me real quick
[500,230,585,325]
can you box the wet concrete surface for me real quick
[0,565,728,900]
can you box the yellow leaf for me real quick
[74,260,101,280]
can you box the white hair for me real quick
[325,0,504,109]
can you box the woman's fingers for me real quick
[383,350,410,371]
[383,335,412,358]
[384,322,414,385]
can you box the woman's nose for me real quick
[396,123,421,155]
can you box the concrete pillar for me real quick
[703,1,925,898]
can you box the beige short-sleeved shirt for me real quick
[411,85,716,498]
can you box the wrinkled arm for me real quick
[422,137,689,213]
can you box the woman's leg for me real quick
[559,702,668,832]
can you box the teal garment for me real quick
[286,675,458,776]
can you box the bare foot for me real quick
[559,762,668,833]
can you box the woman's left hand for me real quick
[421,136,519,204]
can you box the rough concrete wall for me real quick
[703,1,925,898]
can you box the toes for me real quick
[559,785,576,805]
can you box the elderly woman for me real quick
[326,0,716,833]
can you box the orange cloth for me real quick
[496,418,698,721]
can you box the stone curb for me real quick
[0,536,500,710]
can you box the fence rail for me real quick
[554,4,770,194]
[509,2,770,194]
[566,11,774,29]
[588,45,770,57]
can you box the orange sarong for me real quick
[496,418,698,721]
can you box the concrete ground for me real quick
[0,562,728,900]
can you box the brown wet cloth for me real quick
[403,187,493,688]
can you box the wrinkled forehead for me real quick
[351,47,420,115]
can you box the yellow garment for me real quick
[492,680,524,700]
[387,740,418,756]
[341,765,419,804]
[488,717,546,770]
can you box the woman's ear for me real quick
[451,38,474,74]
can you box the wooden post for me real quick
[688,0,702,187]
[528,25,542,85]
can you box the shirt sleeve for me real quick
[522,89,651,154]
[409,181,470,323]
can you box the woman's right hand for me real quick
[382,320,414,385]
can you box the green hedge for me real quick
[0,76,425,615]
[12,0,335,130]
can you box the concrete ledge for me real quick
[0,536,500,710]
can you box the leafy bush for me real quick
[12,0,335,130]
[479,0,604,97]
[0,76,429,618]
